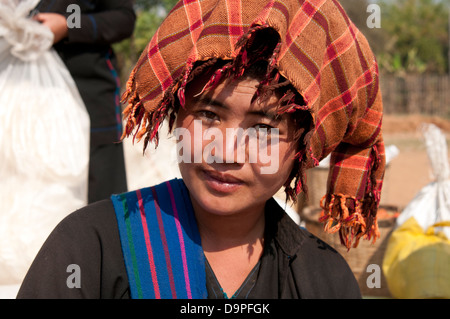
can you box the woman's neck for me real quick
[191,199,266,252]
[191,198,266,297]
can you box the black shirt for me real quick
[17,198,361,299]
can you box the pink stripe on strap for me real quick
[136,189,161,299]
[165,181,193,299]
[151,187,178,298]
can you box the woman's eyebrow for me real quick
[248,109,281,122]
[195,96,280,121]
[194,96,228,110]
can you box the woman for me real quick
[17,0,385,299]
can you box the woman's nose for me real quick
[203,126,253,164]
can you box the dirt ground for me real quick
[381,114,450,210]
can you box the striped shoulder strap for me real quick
[111,178,207,299]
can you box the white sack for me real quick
[395,123,450,239]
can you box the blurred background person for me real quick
[34,0,136,203]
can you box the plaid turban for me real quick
[121,0,385,249]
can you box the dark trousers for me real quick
[88,139,128,203]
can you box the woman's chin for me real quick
[192,194,240,217]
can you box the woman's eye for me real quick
[197,110,219,122]
[254,123,273,131]
[253,124,274,140]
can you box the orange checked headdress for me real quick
[120,0,386,249]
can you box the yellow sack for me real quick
[382,217,450,299]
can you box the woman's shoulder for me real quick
[61,198,117,230]
[290,226,362,298]
[267,199,361,298]
[46,198,121,247]
[17,198,129,298]
[267,198,352,266]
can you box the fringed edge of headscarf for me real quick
[120,65,187,152]
[318,194,380,250]
[318,145,382,249]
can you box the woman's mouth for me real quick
[202,169,244,193]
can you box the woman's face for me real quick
[175,74,298,217]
